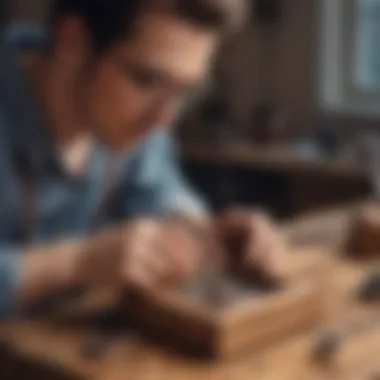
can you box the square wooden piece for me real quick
[348,203,380,258]
[123,249,329,359]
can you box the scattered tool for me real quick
[314,313,380,365]
[358,271,380,303]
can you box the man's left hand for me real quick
[216,209,286,279]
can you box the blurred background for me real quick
[2,0,380,220]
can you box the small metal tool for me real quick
[314,313,380,365]
[200,241,228,307]
[358,272,380,302]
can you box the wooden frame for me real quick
[123,249,329,359]
[348,203,380,258]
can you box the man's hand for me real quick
[77,218,203,294]
[18,218,203,311]
[216,209,286,279]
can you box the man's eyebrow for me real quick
[122,61,169,85]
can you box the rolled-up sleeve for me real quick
[0,247,20,318]
[122,131,209,218]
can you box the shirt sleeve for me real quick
[0,246,21,318]
[121,131,209,218]
[3,22,48,49]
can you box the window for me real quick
[354,0,380,90]
[320,0,380,117]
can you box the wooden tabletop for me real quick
[1,203,380,380]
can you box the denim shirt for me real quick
[0,28,206,317]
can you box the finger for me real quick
[128,223,197,287]
[129,236,174,284]
[159,224,203,281]
[243,222,272,263]
[244,226,281,267]
[123,264,155,295]
[142,248,172,279]
[126,220,161,247]
[125,218,170,260]
[124,245,173,294]
[173,241,203,282]
[158,246,195,284]
[261,236,287,277]
[249,232,285,277]
[222,209,271,230]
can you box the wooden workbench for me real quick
[180,143,371,216]
[1,203,380,380]
[181,143,368,180]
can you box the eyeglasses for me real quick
[107,53,206,112]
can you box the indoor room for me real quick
[1,1,380,379]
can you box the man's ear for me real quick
[52,16,91,68]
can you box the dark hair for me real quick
[50,0,246,52]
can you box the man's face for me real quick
[57,11,218,150]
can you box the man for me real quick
[0,0,284,317]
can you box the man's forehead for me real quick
[121,11,219,84]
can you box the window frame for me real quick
[319,0,380,119]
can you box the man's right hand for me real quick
[82,219,203,292]
[18,218,204,312]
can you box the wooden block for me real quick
[123,249,329,359]
[348,204,380,258]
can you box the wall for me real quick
[215,0,320,137]
[217,0,378,138]
[275,0,319,134]
[10,0,49,25]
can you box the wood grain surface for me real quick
[1,202,380,380]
